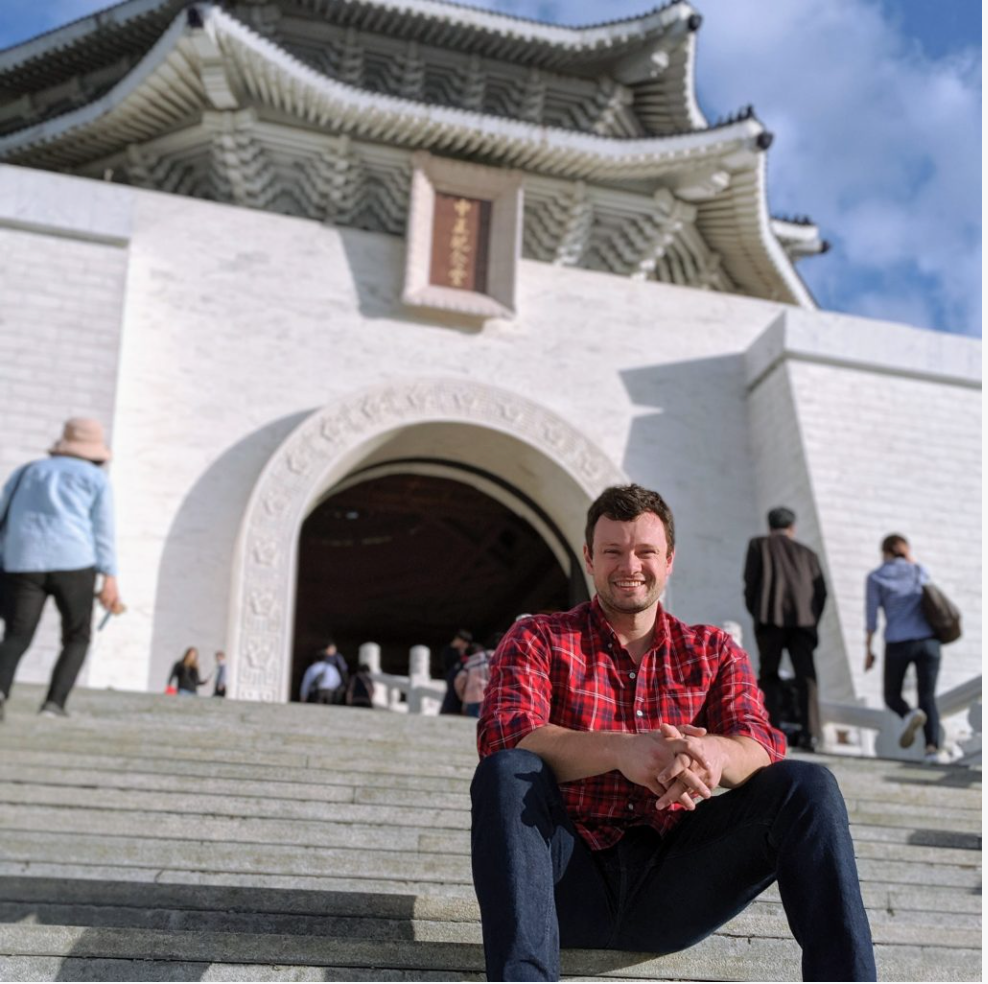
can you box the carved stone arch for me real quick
[227,377,627,701]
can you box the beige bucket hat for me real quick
[49,417,112,463]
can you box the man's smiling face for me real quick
[583,512,674,619]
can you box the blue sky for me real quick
[1,0,981,336]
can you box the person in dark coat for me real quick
[744,506,827,750]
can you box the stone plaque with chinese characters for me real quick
[429,193,492,293]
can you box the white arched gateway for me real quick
[227,377,627,701]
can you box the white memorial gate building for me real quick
[0,0,980,754]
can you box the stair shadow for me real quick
[905,828,982,852]
[888,769,982,790]
[0,877,427,981]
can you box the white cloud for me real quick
[476,0,982,335]
[667,0,982,335]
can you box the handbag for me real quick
[921,580,962,644]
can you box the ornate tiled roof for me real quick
[0,1,820,305]
[0,0,705,137]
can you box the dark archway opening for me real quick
[291,470,582,697]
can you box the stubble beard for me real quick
[597,581,661,619]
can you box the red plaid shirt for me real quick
[478,598,786,850]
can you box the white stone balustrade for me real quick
[361,643,447,716]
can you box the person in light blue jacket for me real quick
[0,418,123,720]
[865,533,942,762]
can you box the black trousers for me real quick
[0,568,97,708]
[755,624,820,741]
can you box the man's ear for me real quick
[583,542,593,574]
[666,550,675,576]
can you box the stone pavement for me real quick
[0,685,980,981]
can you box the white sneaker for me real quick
[923,748,950,765]
[39,701,69,718]
[898,708,927,748]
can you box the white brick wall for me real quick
[745,311,981,712]
[0,204,128,689]
[791,359,981,702]
[0,167,980,716]
[743,356,855,701]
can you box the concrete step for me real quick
[1,824,980,897]
[0,923,980,982]
[0,752,477,793]
[3,738,481,779]
[0,788,979,866]
[1,747,980,820]
[0,890,980,949]
[0,684,979,982]
[0,801,980,883]
[0,925,980,981]
[0,876,981,931]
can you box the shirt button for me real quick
[627,802,634,811]
[636,709,644,718]
[629,671,636,680]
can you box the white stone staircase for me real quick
[0,685,980,981]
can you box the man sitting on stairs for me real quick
[471,484,875,983]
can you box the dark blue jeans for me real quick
[883,637,941,748]
[471,749,875,982]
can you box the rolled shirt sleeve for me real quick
[477,619,553,759]
[700,637,787,763]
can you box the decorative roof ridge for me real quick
[0,0,698,74]
[772,213,817,227]
[0,4,764,158]
[0,0,181,67]
[771,216,830,257]
[310,0,686,35]
[747,154,817,307]
[0,9,193,149]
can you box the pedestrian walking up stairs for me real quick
[0,685,980,982]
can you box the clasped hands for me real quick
[616,724,724,813]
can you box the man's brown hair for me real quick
[584,485,675,556]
